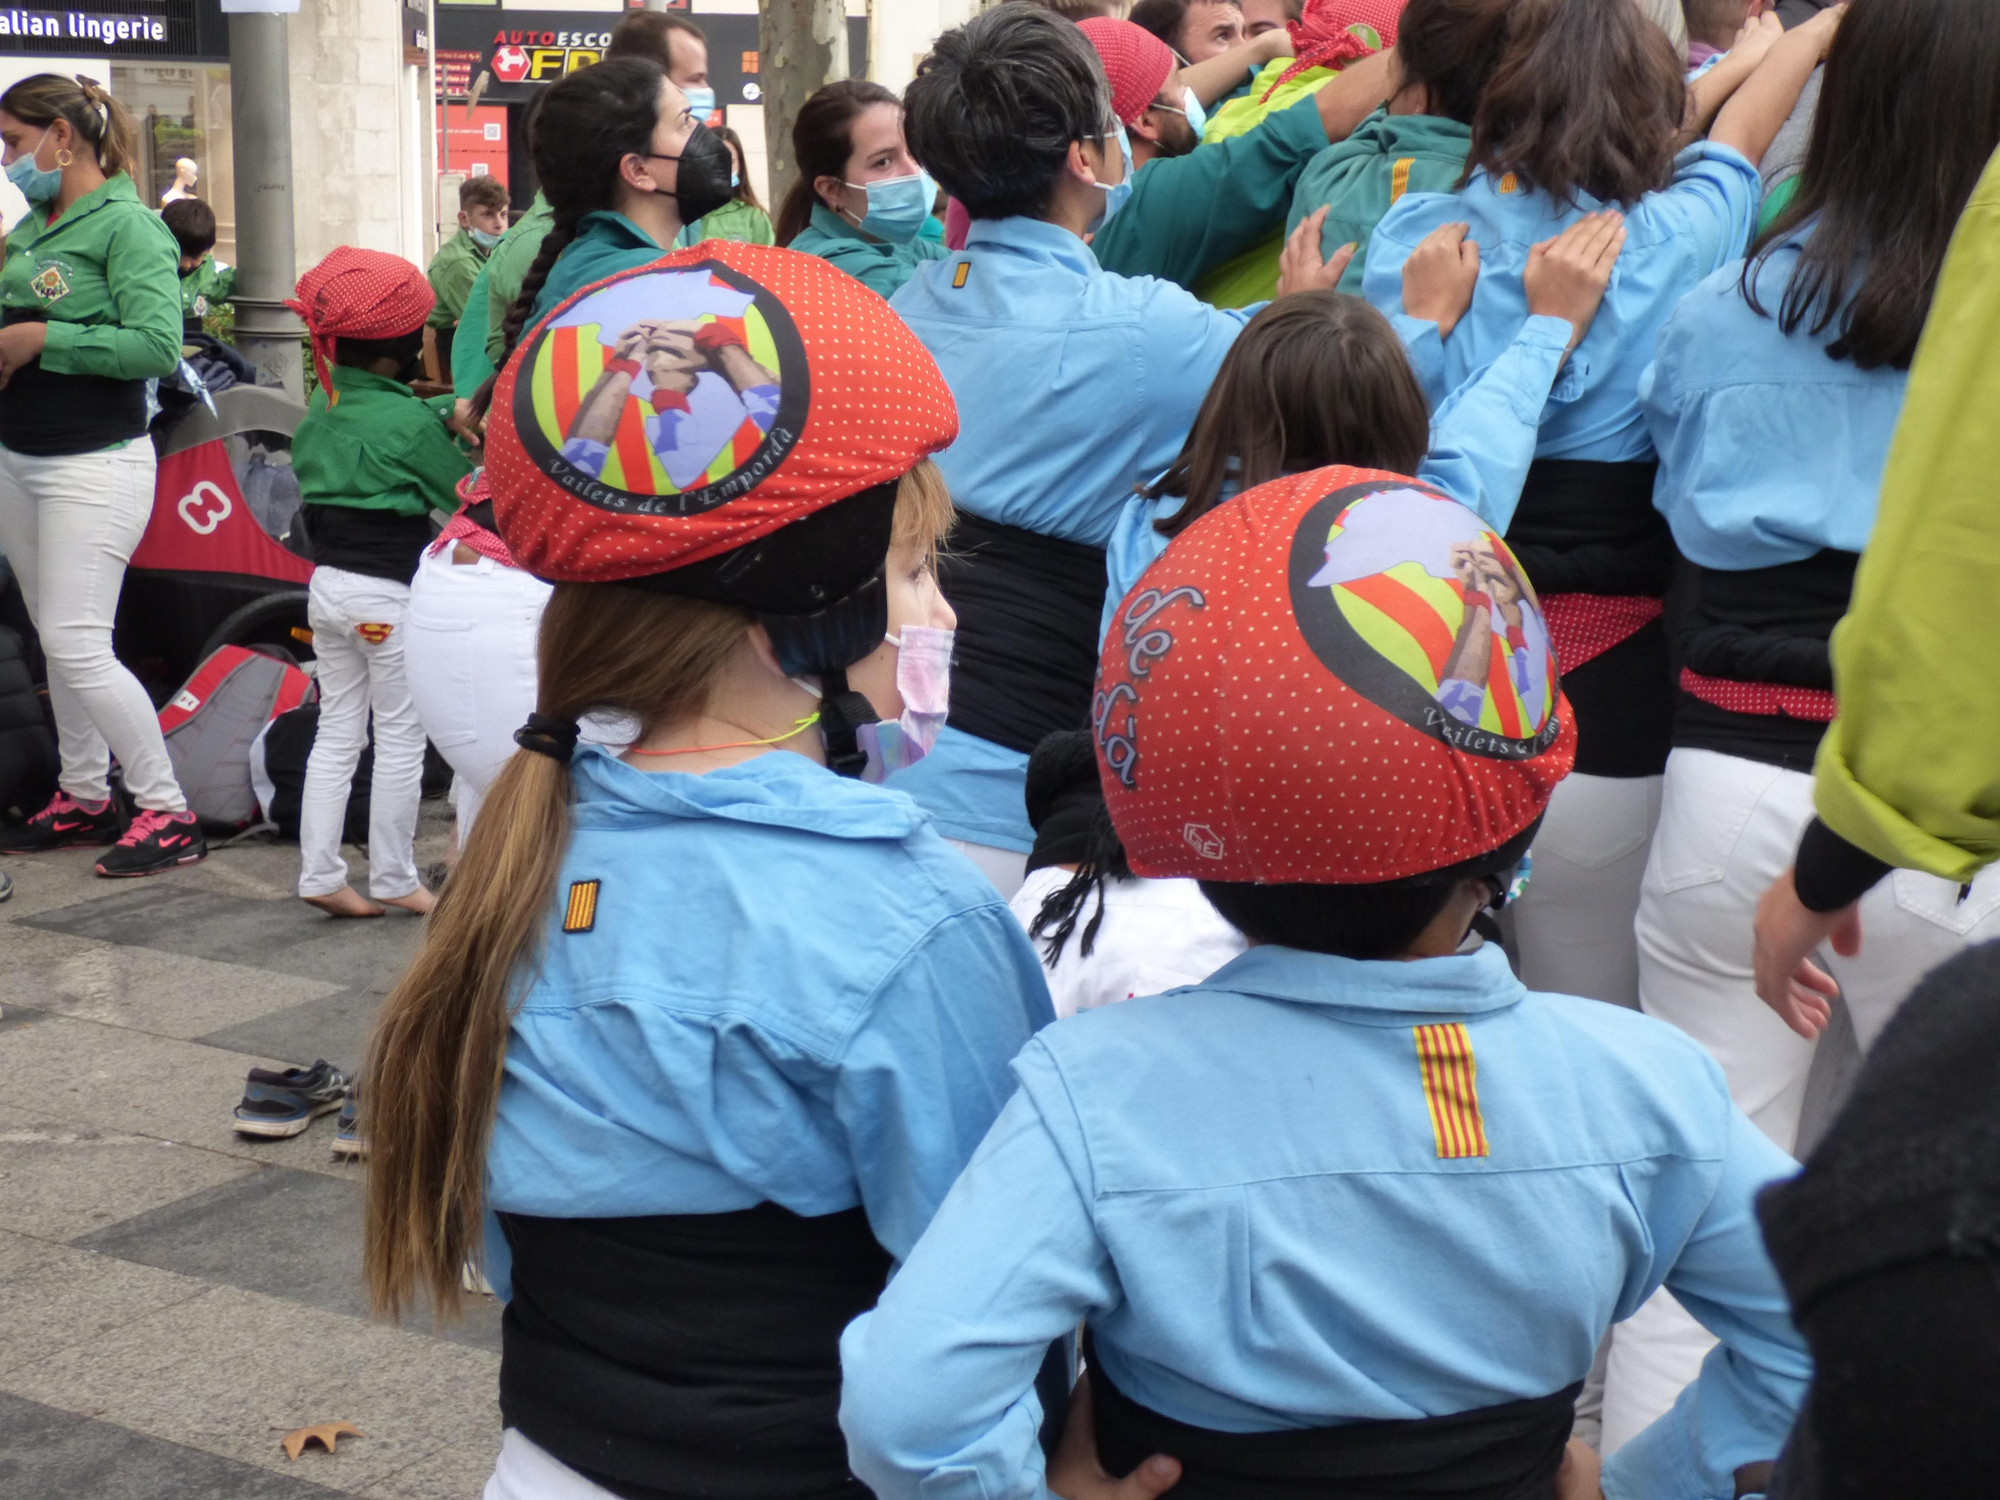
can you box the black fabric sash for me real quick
[497,1203,891,1500]
[1089,1340,1580,1500]
[1506,459,1670,599]
[0,310,149,457]
[937,510,1107,755]
[1679,551,1858,690]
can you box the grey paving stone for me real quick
[0,1115,262,1242]
[0,1392,360,1499]
[20,883,428,993]
[7,1283,500,1491]
[197,987,392,1080]
[75,1168,502,1354]
[0,1231,213,1377]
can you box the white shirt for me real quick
[1008,869,1246,1020]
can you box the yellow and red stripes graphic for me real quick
[1413,1022,1489,1159]
[562,879,600,934]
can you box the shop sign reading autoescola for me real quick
[486,25,609,86]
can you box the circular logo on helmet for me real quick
[511,259,809,516]
[1287,480,1560,760]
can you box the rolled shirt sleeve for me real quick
[1418,313,1574,532]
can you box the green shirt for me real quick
[1286,108,1473,294]
[1812,146,2000,885]
[787,203,948,300]
[427,227,491,329]
[453,260,497,393]
[1093,94,1330,292]
[291,364,471,518]
[1,172,180,380]
[484,193,556,364]
[688,198,775,246]
[178,253,234,327]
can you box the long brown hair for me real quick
[0,72,139,179]
[1149,292,1430,539]
[1744,0,2000,370]
[1467,0,1684,208]
[364,463,955,1321]
[775,79,901,246]
[717,125,762,210]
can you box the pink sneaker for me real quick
[94,808,208,878]
[0,791,122,854]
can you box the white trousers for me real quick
[298,565,426,899]
[403,546,551,841]
[1507,771,1663,1008]
[1600,745,2000,1452]
[0,441,186,811]
[483,1429,620,1500]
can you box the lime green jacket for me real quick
[427,227,490,329]
[1,172,180,380]
[690,198,775,246]
[291,365,471,518]
[1812,146,2000,883]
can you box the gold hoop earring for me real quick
[55,148,72,168]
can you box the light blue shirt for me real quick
[1641,230,1907,569]
[887,217,1254,850]
[840,941,1808,1500]
[1363,143,1762,462]
[1100,314,1580,639]
[482,746,1055,1296]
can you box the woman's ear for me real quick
[620,151,663,194]
[813,174,848,213]
[1065,138,1101,187]
[743,620,788,681]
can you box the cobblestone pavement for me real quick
[0,804,504,1499]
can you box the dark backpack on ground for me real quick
[251,702,373,844]
[0,563,56,821]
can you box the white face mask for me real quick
[852,624,953,782]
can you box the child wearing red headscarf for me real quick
[287,247,471,919]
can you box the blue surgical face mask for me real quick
[5,127,59,207]
[844,169,935,245]
[682,85,716,120]
[469,226,502,250]
[730,169,740,190]
[1087,126,1134,235]
[1154,85,1207,145]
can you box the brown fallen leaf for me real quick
[281,1421,366,1460]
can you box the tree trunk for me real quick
[759,0,849,217]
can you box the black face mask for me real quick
[645,123,735,227]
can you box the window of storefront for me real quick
[112,62,235,263]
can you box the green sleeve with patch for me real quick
[1092,96,1331,290]
[1811,147,2000,884]
[42,209,181,380]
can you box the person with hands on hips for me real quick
[0,73,205,878]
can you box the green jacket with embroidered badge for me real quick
[1,172,181,380]
[179,252,235,327]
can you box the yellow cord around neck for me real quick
[625,710,822,758]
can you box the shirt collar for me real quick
[963,215,1101,276]
[1200,941,1526,1022]
[327,364,414,399]
[808,201,874,246]
[569,743,928,841]
[28,168,139,236]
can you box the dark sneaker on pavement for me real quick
[331,1087,366,1160]
[233,1060,351,1138]
[0,792,122,854]
[94,809,207,878]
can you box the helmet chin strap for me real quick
[787,666,880,779]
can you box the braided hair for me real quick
[481,58,672,411]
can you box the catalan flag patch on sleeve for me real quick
[562,879,600,933]
[951,261,971,289]
[1390,157,1413,203]
[1413,1022,1489,1159]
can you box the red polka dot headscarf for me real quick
[1095,467,1575,884]
[483,242,958,591]
[286,246,436,403]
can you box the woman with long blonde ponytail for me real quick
[365,245,1054,1500]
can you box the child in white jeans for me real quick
[288,247,470,917]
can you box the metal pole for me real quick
[228,11,304,398]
